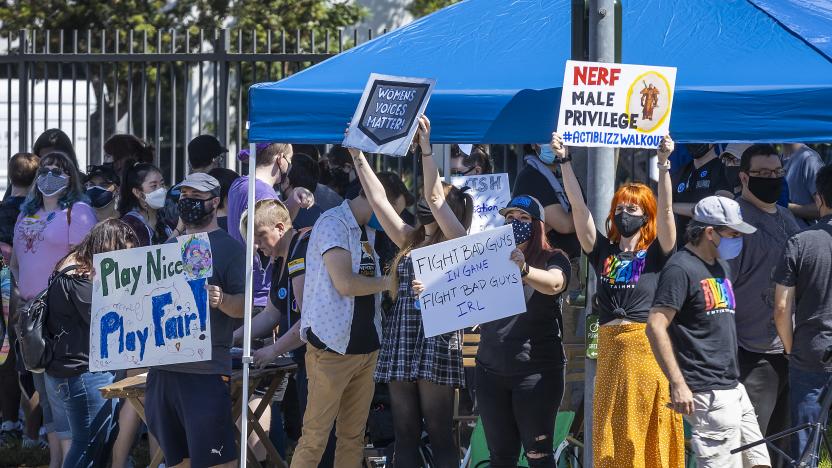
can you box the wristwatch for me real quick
[657,160,671,171]
[555,154,573,164]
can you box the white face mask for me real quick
[144,187,167,210]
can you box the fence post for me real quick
[17,29,28,154]
[217,29,230,147]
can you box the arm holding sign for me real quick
[554,132,597,254]
[656,136,676,253]
[207,284,245,318]
[348,146,415,248]
[419,116,467,240]
[510,248,568,296]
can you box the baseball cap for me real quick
[85,164,119,185]
[188,135,228,160]
[175,172,221,196]
[499,195,546,224]
[692,196,756,234]
[719,143,752,162]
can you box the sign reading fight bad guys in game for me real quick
[412,225,527,337]
[343,73,436,157]
[450,173,511,234]
[556,60,677,149]
[89,233,214,371]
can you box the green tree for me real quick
[407,0,459,18]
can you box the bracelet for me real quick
[657,160,671,171]
[422,152,434,158]
[520,263,530,277]
[555,154,572,164]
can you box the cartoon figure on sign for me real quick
[639,82,659,120]
[181,236,213,280]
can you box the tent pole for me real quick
[240,142,257,468]
[585,1,616,466]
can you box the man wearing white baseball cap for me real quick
[647,196,771,468]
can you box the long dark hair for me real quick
[57,219,139,275]
[390,183,474,299]
[522,219,559,269]
[21,152,87,216]
[119,163,163,217]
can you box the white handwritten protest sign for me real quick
[89,233,213,371]
[450,173,510,234]
[412,225,526,337]
[343,73,436,157]
[556,60,677,149]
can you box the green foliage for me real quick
[407,0,460,18]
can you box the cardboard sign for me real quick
[556,60,677,149]
[89,234,213,371]
[450,173,511,234]
[412,225,526,337]
[343,73,436,157]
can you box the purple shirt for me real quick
[14,202,97,300]
[227,176,278,307]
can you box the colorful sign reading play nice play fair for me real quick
[556,60,677,149]
[89,234,213,371]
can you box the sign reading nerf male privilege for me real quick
[556,60,677,149]
[89,233,214,371]
[343,73,436,157]
[412,225,526,337]
[450,173,510,234]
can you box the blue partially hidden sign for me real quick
[344,73,436,157]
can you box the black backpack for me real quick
[14,266,74,373]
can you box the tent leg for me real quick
[240,142,257,468]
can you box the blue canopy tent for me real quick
[248,0,832,144]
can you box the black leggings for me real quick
[0,342,20,423]
[475,366,565,468]
[388,380,457,468]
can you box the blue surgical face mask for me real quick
[368,213,384,232]
[538,144,557,165]
[715,232,743,260]
[509,219,533,245]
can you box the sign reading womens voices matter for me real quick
[89,234,214,371]
[412,225,526,337]
[343,73,436,157]
[450,173,511,234]
[556,60,677,149]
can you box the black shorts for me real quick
[145,369,237,467]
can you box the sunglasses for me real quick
[451,166,476,177]
[38,167,66,177]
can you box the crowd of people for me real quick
[0,120,829,468]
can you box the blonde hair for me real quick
[240,198,290,238]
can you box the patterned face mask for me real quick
[510,219,532,245]
[178,197,216,226]
[36,173,69,197]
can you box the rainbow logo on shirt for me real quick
[601,250,647,286]
[700,278,736,314]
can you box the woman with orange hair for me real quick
[554,132,684,467]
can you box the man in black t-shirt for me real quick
[647,196,770,468]
[773,165,832,462]
[672,144,734,247]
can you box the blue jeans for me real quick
[35,371,70,439]
[45,371,119,468]
[788,364,832,467]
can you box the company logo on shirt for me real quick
[600,250,647,288]
[700,278,736,315]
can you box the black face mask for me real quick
[416,198,435,226]
[329,168,351,193]
[178,197,216,226]
[613,212,645,238]
[747,176,784,204]
[686,144,711,159]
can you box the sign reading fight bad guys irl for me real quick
[412,224,526,337]
[89,233,214,371]
[556,60,677,149]
[343,73,435,157]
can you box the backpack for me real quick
[14,265,75,373]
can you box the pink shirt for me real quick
[13,202,97,300]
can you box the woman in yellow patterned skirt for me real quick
[555,132,684,467]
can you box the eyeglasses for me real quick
[747,168,786,178]
[38,167,65,177]
[614,204,642,214]
[451,166,475,177]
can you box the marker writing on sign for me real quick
[99,248,185,297]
